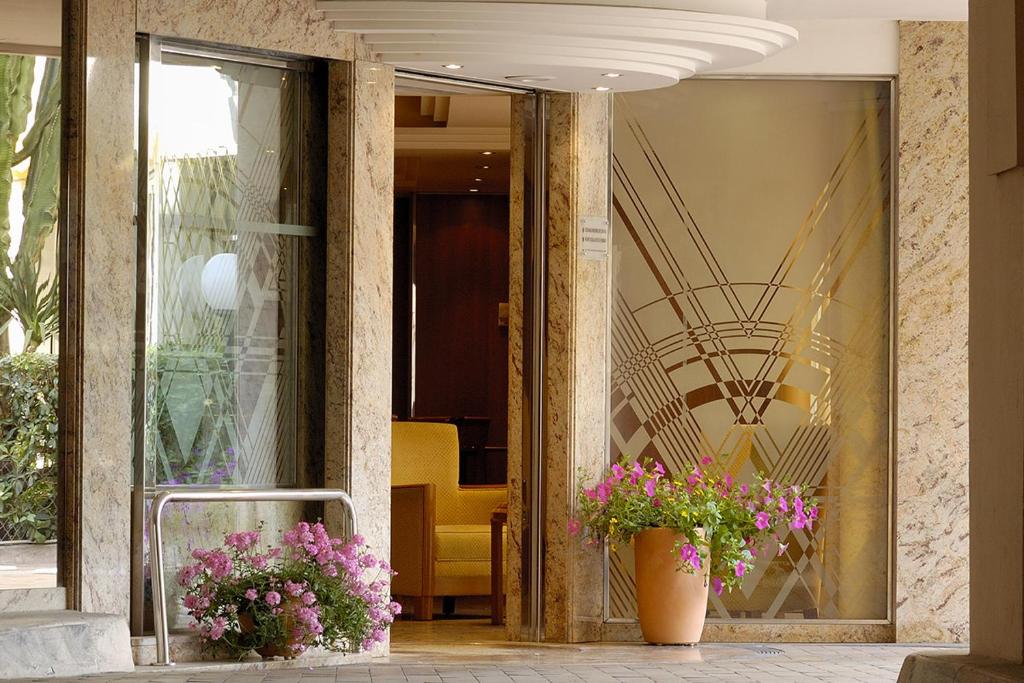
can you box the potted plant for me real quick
[177,520,401,658]
[570,457,817,645]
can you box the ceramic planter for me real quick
[633,527,709,645]
[237,610,304,659]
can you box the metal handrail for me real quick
[148,488,358,666]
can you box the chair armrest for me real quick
[391,483,436,598]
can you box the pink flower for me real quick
[654,461,666,478]
[679,543,701,571]
[568,519,582,535]
[302,591,317,606]
[209,616,227,641]
[596,481,612,504]
[644,478,657,497]
[629,462,644,485]
[735,561,746,578]
[777,543,789,556]
[711,577,723,596]
[778,497,789,513]
[245,588,258,601]
[265,591,281,606]
[584,488,597,501]
[761,480,772,493]
[755,511,770,530]
[793,497,804,514]
[740,484,749,495]
[808,506,819,520]
[790,513,807,530]
[224,530,260,553]
[611,463,626,481]
[701,456,713,466]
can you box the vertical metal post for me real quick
[130,35,158,636]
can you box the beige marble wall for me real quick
[323,58,395,602]
[78,0,137,617]
[543,92,610,643]
[136,0,357,60]
[895,21,970,644]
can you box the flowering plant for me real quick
[177,521,401,658]
[570,457,818,596]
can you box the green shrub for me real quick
[0,352,57,542]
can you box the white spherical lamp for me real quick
[201,253,238,311]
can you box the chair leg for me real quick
[413,595,434,621]
[442,596,456,617]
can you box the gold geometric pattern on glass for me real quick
[609,80,891,621]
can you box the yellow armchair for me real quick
[391,421,507,620]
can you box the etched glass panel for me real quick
[609,80,891,620]
[142,51,306,489]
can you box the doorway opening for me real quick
[389,74,533,647]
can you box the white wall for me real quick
[714,19,899,77]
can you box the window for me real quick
[133,39,321,631]
[609,79,892,621]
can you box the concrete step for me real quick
[0,610,134,679]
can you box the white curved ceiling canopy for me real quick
[317,0,798,92]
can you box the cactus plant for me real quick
[0,55,61,353]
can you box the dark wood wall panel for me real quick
[413,194,510,449]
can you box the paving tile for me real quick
[19,641,968,683]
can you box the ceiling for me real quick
[322,0,969,93]
[319,0,798,93]
[395,95,512,195]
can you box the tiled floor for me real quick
[15,619,965,682]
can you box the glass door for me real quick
[131,37,321,634]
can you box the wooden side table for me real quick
[490,502,508,625]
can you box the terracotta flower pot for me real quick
[237,610,305,659]
[633,527,709,645]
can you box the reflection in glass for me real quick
[609,80,891,621]
[142,50,307,489]
[0,53,61,589]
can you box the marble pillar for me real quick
[76,0,137,618]
[543,92,610,643]
[505,94,529,640]
[895,21,970,644]
[323,59,394,577]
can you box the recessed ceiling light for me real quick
[481,151,493,156]
[603,73,622,78]
[593,86,612,92]
[474,178,483,182]
[505,75,556,83]
[443,64,464,70]
[469,188,479,192]
[481,165,490,169]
